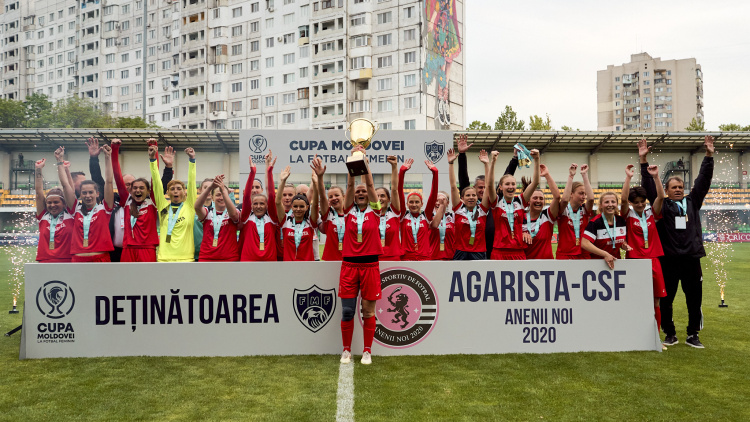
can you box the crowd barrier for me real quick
[21,260,661,359]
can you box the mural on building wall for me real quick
[423,0,461,127]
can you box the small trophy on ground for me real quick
[345,118,378,176]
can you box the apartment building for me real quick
[0,0,465,131]
[597,52,703,132]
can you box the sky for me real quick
[464,0,750,131]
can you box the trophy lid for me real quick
[348,118,378,148]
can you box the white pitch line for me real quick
[335,362,355,422]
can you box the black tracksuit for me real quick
[641,157,713,336]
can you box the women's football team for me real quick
[34,136,668,363]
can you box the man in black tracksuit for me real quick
[640,136,714,348]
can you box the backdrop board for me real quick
[21,260,661,359]
[238,130,453,196]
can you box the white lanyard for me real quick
[439,215,447,244]
[82,206,95,245]
[355,207,366,241]
[252,215,265,244]
[466,206,478,239]
[635,210,649,246]
[603,216,618,248]
[48,213,61,248]
[333,210,345,243]
[293,219,305,249]
[410,213,424,246]
[211,209,226,245]
[527,211,541,239]
[567,204,582,242]
[503,199,515,233]
[167,203,183,237]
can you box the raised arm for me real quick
[194,178,213,221]
[362,168,378,205]
[34,159,46,217]
[424,161,439,221]
[387,155,400,214]
[648,165,666,216]
[522,149,541,204]
[690,135,715,208]
[344,171,355,210]
[398,158,413,217]
[87,137,105,201]
[100,144,115,208]
[148,145,167,211]
[266,153,278,224]
[621,164,634,217]
[276,166,290,223]
[638,138,658,203]
[218,175,238,222]
[560,163,577,210]
[310,170,320,227]
[311,156,328,217]
[111,139,129,207]
[447,148,461,208]
[240,155,258,222]
[580,164,595,214]
[160,145,175,195]
[185,148,197,206]
[430,201,446,229]
[504,149,519,176]
[55,147,76,210]
[482,150,497,205]
[541,164,561,218]
[457,134,472,191]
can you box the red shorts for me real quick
[651,258,667,298]
[339,261,382,301]
[121,247,157,263]
[71,253,111,263]
[491,249,527,260]
[556,252,591,260]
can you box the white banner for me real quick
[21,260,661,359]
[238,130,453,193]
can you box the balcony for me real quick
[208,54,228,65]
[312,1,344,19]
[349,68,372,80]
[298,37,309,46]
[208,110,227,121]
[354,89,371,101]
[313,65,345,81]
[182,0,207,13]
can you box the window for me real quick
[377,12,392,24]
[300,108,309,119]
[283,73,295,84]
[350,101,370,112]
[351,56,371,69]
[232,7,243,18]
[232,44,243,55]
[377,55,392,68]
[350,13,366,26]
[299,67,308,78]
[377,34,392,46]
[615,85,620,90]
[251,99,260,109]
[250,60,260,71]
[377,100,392,112]
[121,103,129,112]
[667,79,672,85]
[283,113,295,124]
[266,37,274,48]
[404,120,416,130]
[265,116,274,127]
[231,82,243,92]
[251,2,260,12]
[283,33,295,44]
[232,101,243,112]
[231,63,243,74]
[232,120,242,130]
[212,83,222,93]
[265,96,275,106]
[404,74,416,87]
[377,78,392,91]
[284,13,295,25]
[351,35,370,48]
[300,46,309,58]
[266,77,275,87]
[215,64,227,74]
[121,70,130,78]
[251,41,260,51]
[266,18,274,29]
[404,96,416,109]
[404,6,415,18]
[232,26,243,36]
[283,53,295,65]
[615,77,620,82]
[615,93,620,98]
[378,122,392,130]
[403,29,416,41]
[266,57,275,68]
[250,21,259,32]
[404,51,416,64]
[251,79,259,89]
[106,54,115,64]
[250,118,260,128]
[121,86,130,96]
[121,53,130,63]
[298,88,309,99]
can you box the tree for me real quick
[494,106,525,130]
[0,99,27,128]
[116,116,160,129]
[23,93,53,128]
[719,123,750,132]
[560,125,579,131]
[48,97,114,128]
[467,120,492,130]
[528,114,553,131]
[685,117,705,132]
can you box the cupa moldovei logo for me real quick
[362,268,439,348]
[248,134,268,154]
[36,280,75,319]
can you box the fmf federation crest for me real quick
[424,141,445,163]
[293,285,337,333]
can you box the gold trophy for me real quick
[345,118,378,176]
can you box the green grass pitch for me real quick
[1,245,748,421]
